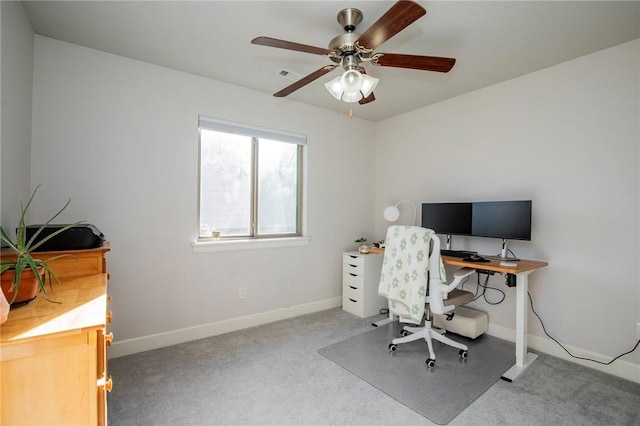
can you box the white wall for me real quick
[1,1,33,232]
[30,36,377,350]
[376,40,640,372]
[16,26,640,379]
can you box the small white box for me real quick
[433,306,488,339]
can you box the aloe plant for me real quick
[0,185,84,303]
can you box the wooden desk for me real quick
[371,246,549,381]
[443,255,548,381]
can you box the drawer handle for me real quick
[349,298,357,303]
[349,286,357,290]
[348,255,358,259]
[107,311,113,323]
[349,273,357,277]
[105,332,114,346]
[349,264,357,267]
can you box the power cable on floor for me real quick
[528,291,640,365]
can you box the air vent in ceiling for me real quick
[276,68,302,81]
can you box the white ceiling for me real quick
[22,1,640,122]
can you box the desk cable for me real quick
[528,291,640,365]
[472,273,505,305]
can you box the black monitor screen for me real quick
[421,203,473,236]
[471,200,532,240]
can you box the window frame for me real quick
[197,116,306,242]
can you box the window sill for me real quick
[191,236,311,253]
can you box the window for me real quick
[198,116,305,240]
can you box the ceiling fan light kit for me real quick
[251,0,455,106]
[325,69,379,103]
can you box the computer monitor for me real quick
[421,203,472,249]
[471,200,532,259]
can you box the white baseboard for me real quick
[487,323,640,384]
[108,296,343,359]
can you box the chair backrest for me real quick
[378,225,456,322]
[378,225,432,324]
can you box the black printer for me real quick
[24,224,105,252]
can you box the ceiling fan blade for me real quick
[356,0,426,51]
[359,92,375,105]
[373,53,456,73]
[358,68,376,104]
[274,65,337,97]
[251,36,331,56]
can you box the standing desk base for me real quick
[501,352,538,382]
[372,314,395,327]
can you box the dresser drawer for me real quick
[343,282,362,300]
[343,254,363,269]
[343,272,364,290]
[343,261,363,276]
[342,295,363,317]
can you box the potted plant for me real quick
[0,185,83,307]
[355,237,369,254]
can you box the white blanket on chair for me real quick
[378,226,446,324]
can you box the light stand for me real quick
[383,200,417,225]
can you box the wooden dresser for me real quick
[0,244,111,425]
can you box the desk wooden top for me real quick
[368,247,547,274]
[0,274,107,346]
[442,256,548,274]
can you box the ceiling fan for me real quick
[251,0,456,106]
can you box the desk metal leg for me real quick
[501,271,538,382]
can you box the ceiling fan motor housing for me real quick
[329,33,360,56]
[329,8,365,66]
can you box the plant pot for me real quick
[1,267,43,306]
[358,244,370,254]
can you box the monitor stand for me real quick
[487,239,520,261]
[446,234,452,250]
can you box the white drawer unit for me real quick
[342,251,386,318]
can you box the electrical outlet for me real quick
[238,286,246,300]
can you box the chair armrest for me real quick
[441,267,475,294]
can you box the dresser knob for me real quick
[105,332,114,345]
[99,375,113,392]
[106,311,113,323]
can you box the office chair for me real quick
[378,225,475,367]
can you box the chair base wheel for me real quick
[401,329,411,337]
[459,349,469,359]
[389,343,397,352]
[426,358,435,368]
